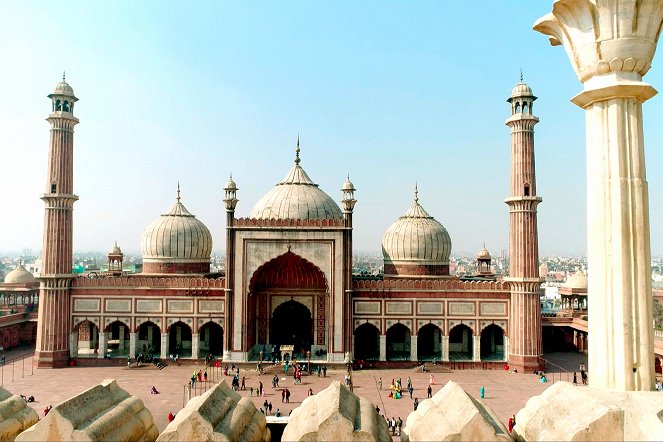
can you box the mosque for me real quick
[15,76,545,371]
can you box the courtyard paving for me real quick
[1,347,588,437]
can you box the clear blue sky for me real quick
[2,1,663,257]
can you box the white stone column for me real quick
[410,335,417,362]
[442,335,449,362]
[503,335,509,363]
[473,336,481,362]
[119,325,125,350]
[535,1,662,392]
[191,333,200,359]
[160,332,169,360]
[129,332,137,359]
[379,335,386,361]
[98,332,107,359]
[69,332,78,358]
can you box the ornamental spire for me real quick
[176,182,181,202]
[414,182,419,203]
[295,135,301,165]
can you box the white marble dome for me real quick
[4,263,35,284]
[563,270,588,290]
[140,191,212,273]
[511,82,533,98]
[382,189,452,271]
[250,148,342,220]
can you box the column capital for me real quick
[534,0,663,84]
[571,76,657,108]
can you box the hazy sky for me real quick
[2,1,663,257]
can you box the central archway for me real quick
[271,300,312,356]
[247,251,328,358]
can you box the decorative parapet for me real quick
[0,386,39,441]
[352,278,509,291]
[16,379,158,441]
[72,275,225,289]
[157,380,269,442]
[534,0,663,83]
[233,217,345,228]
[282,380,389,441]
[402,380,511,442]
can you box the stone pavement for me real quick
[1,348,587,436]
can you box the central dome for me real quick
[250,142,342,220]
[140,187,212,274]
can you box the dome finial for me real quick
[520,68,523,83]
[63,70,66,82]
[176,182,181,202]
[295,135,301,165]
[414,182,419,203]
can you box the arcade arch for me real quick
[199,321,223,358]
[480,324,505,361]
[137,321,161,356]
[354,322,380,361]
[386,323,411,361]
[417,323,442,361]
[168,321,192,358]
[449,324,473,361]
[106,320,130,357]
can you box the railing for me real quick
[0,351,35,387]
[537,357,577,384]
[654,329,663,339]
[180,362,244,407]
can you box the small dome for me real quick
[510,82,534,99]
[342,176,355,192]
[250,143,342,220]
[140,189,212,274]
[382,188,452,276]
[109,242,122,255]
[4,263,35,284]
[224,175,237,191]
[48,75,77,100]
[563,270,588,290]
[477,246,491,260]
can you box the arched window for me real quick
[515,102,521,113]
[51,183,57,194]
[55,99,62,111]
[63,100,70,112]
[523,103,529,114]
[524,183,530,196]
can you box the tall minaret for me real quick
[504,79,543,372]
[35,75,79,367]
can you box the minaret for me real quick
[35,75,79,367]
[504,78,543,372]
[223,174,238,361]
[341,174,356,356]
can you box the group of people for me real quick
[190,369,208,387]
[386,416,403,436]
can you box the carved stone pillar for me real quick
[97,332,107,359]
[410,335,417,362]
[191,333,200,359]
[473,336,481,362]
[379,335,386,362]
[442,335,449,362]
[69,332,77,358]
[129,332,137,359]
[535,0,662,391]
[161,332,169,360]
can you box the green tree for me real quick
[654,299,663,329]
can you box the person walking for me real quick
[427,385,432,398]
[397,417,403,436]
[285,388,291,403]
[573,372,577,385]
[480,385,485,399]
[263,400,269,415]
[409,385,414,399]
[281,389,286,403]
[378,377,383,390]
[413,397,419,411]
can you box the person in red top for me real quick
[508,414,516,433]
[168,412,175,422]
